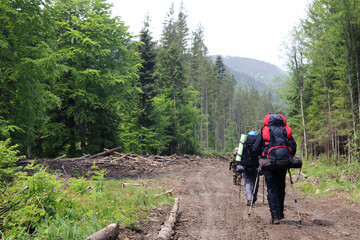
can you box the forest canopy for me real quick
[0,0,280,158]
[282,0,360,164]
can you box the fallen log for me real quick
[149,189,174,198]
[88,146,122,159]
[85,223,120,240]
[53,154,67,161]
[156,197,179,240]
[17,159,35,164]
[121,182,143,188]
[104,148,122,156]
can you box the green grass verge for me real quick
[294,158,360,202]
[0,163,174,240]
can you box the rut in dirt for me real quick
[166,159,360,240]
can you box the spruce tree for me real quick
[138,16,157,129]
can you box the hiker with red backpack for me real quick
[252,113,297,224]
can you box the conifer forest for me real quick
[0,0,277,159]
[283,0,360,163]
[3,1,360,239]
[1,0,360,165]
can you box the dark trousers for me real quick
[263,168,287,220]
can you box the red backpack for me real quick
[261,113,293,160]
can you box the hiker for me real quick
[252,113,297,224]
[229,147,241,185]
[237,131,260,206]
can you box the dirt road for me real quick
[161,158,360,240]
[47,154,360,239]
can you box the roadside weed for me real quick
[0,165,173,239]
[297,158,360,202]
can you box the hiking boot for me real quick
[271,219,280,224]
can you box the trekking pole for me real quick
[262,175,265,204]
[238,174,242,199]
[288,168,302,224]
[248,168,260,216]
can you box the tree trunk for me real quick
[299,84,308,159]
[346,49,357,137]
[200,75,204,148]
[345,5,357,137]
[351,2,359,159]
[243,115,246,133]
[215,101,218,151]
[356,47,360,123]
[335,133,341,163]
[205,89,209,150]
[69,116,76,156]
[172,90,177,155]
[332,133,336,162]
[322,74,335,158]
[348,135,351,164]
[294,49,308,159]
[80,119,87,154]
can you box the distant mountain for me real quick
[221,56,288,88]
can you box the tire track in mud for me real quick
[164,159,360,240]
[171,164,268,240]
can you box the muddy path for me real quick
[159,158,360,240]
[45,154,360,239]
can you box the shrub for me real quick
[0,139,22,183]
[1,164,174,239]
[1,163,68,238]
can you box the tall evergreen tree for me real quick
[138,15,157,129]
[189,25,210,149]
[0,0,62,157]
[156,3,191,154]
[43,0,140,157]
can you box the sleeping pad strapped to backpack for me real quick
[259,113,301,169]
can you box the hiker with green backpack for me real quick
[234,131,260,206]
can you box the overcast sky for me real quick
[107,0,310,69]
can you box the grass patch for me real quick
[295,158,360,202]
[0,163,173,240]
